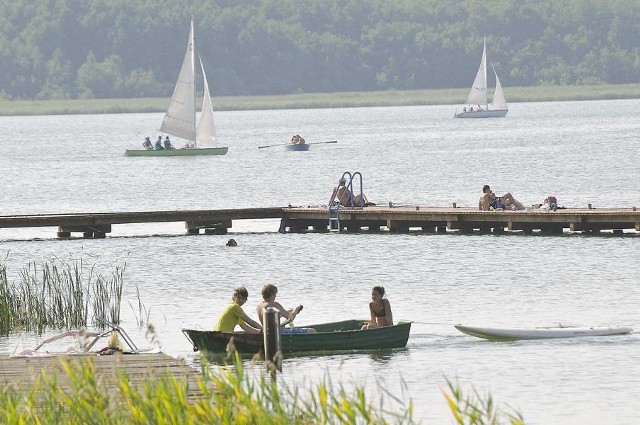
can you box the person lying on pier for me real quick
[256,284,316,334]
[478,184,525,211]
[361,286,393,329]
[214,286,263,334]
[329,177,376,207]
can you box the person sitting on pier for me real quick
[329,177,375,207]
[256,284,316,334]
[214,286,262,334]
[154,136,164,150]
[163,136,174,150]
[479,184,525,211]
[142,136,153,149]
[361,286,393,329]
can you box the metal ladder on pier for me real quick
[328,171,364,232]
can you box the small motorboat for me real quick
[454,324,633,341]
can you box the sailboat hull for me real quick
[125,147,228,157]
[454,108,508,118]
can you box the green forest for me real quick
[1,0,640,100]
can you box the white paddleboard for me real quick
[454,324,633,341]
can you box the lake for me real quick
[1,100,639,424]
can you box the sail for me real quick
[465,38,487,106]
[196,57,217,146]
[159,20,196,142]
[490,65,507,109]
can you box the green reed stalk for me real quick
[0,258,125,335]
[0,353,524,424]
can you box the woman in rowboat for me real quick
[362,286,393,329]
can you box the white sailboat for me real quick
[126,19,228,157]
[454,38,508,118]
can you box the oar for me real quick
[257,140,337,149]
[258,142,290,149]
[307,140,337,145]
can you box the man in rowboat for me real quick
[256,284,316,334]
[214,287,262,334]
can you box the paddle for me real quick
[257,140,337,149]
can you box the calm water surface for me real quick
[1,100,639,424]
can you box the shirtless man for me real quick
[256,284,302,325]
[479,184,525,210]
[329,177,371,207]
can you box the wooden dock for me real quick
[0,205,638,238]
[0,353,204,402]
[284,205,640,234]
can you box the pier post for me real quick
[263,307,282,375]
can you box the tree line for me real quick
[1,0,639,100]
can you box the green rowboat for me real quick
[182,319,412,355]
[124,147,228,157]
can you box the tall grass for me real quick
[2,84,640,116]
[443,378,524,425]
[0,258,124,335]
[0,354,524,424]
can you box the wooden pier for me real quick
[0,206,638,238]
[0,353,204,402]
[283,205,640,234]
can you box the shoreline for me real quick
[1,84,640,116]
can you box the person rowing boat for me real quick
[256,284,316,334]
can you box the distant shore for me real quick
[1,84,639,116]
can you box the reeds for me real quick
[0,354,523,424]
[0,258,124,335]
[3,84,640,116]
[443,378,525,425]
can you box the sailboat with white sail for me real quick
[454,38,508,118]
[126,19,228,156]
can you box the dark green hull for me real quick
[125,147,228,156]
[182,319,412,356]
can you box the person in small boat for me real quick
[329,177,375,207]
[290,134,305,145]
[142,136,153,149]
[214,286,262,333]
[256,284,316,334]
[163,136,174,150]
[154,136,164,150]
[361,286,393,329]
[478,184,525,211]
